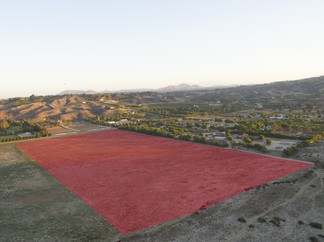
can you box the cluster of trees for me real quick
[191,135,228,147]
[230,114,320,137]
[119,123,187,139]
[88,112,146,124]
[226,130,233,141]
[185,121,209,129]
[5,94,46,107]
[231,141,268,153]
[146,103,220,117]
[0,119,51,140]
[229,125,309,140]
[308,132,324,144]
[119,123,229,148]
[19,120,51,137]
[259,135,272,145]
[282,132,324,157]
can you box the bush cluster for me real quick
[282,132,324,157]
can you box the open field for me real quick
[47,122,112,136]
[68,122,111,132]
[17,130,311,234]
[0,131,323,241]
[47,126,76,136]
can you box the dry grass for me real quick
[0,144,120,241]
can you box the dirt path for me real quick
[58,124,80,133]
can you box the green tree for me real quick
[266,139,272,145]
[243,136,252,144]
[226,129,233,141]
[29,94,36,102]
[0,120,9,130]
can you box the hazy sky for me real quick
[1,1,323,98]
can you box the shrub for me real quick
[258,217,266,223]
[237,217,247,223]
[309,236,320,242]
[270,216,286,227]
[310,222,323,229]
[270,218,281,227]
[212,140,229,148]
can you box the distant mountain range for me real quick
[157,83,205,92]
[1,75,323,122]
[57,83,209,95]
[58,90,98,95]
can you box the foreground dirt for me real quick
[1,141,323,241]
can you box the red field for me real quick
[17,130,311,234]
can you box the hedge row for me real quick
[0,133,51,143]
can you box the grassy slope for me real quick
[0,144,120,241]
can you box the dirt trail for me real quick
[58,124,80,133]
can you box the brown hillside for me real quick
[2,96,102,121]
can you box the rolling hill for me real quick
[0,76,323,121]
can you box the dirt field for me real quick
[47,125,76,136]
[1,132,323,241]
[68,122,110,132]
[47,122,112,136]
[266,138,299,152]
[17,130,311,235]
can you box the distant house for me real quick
[17,132,33,138]
[269,115,289,120]
[261,125,272,131]
[254,103,263,110]
[207,131,226,141]
[107,121,116,125]
[107,119,129,126]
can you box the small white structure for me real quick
[18,132,33,138]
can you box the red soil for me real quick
[17,130,311,234]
